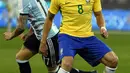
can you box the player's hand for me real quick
[3,32,12,40]
[100,27,108,39]
[39,42,48,57]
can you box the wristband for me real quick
[101,27,107,31]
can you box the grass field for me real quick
[0,28,130,73]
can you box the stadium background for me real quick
[0,0,130,73]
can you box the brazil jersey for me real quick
[49,0,102,37]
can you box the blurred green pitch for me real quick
[0,28,130,73]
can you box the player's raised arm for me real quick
[93,0,108,39]
[94,11,105,29]
[94,11,108,39]
[12,16,28,38]
[4,15,28,40]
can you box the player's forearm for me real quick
[11,25,25,39]
[41,17,52,43]
[11,16,27,39]
[94,11,106,28]
[41,11,55,43]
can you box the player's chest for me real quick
[60,0,94,14]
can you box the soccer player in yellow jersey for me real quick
[39,0,118,73]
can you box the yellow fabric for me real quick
[49,0,102,37]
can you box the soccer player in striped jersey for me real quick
[3,0,97,73]
[4,0,58,72]
[40,0,118,73]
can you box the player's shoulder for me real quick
[51,0,64,4]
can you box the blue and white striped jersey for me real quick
[18,0,59,40]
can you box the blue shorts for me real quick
[58,34,112,67]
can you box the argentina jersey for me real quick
[18,0,59,40]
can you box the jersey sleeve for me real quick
[18,0,31,15]
[49,0,60,14]
[93,0,102,12]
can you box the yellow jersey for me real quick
[49,0,102,37]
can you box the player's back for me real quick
[18,0,59,40]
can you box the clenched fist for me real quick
[100,27,108,39]
[3,32,13,40]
